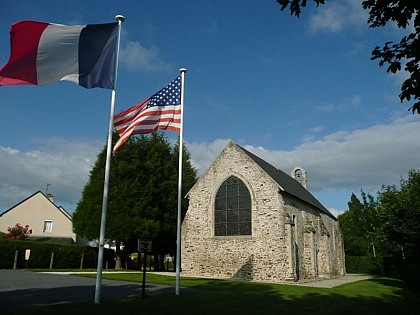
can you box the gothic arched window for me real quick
[214,176,252,236]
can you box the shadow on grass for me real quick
[180,278,419,315]
[2,276,419,315]
[368,275,420,292]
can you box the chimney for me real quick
[47,194,54,203]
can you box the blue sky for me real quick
[1,0,419,217]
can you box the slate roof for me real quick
[239,145,336,220]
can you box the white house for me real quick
[0,191,78,244]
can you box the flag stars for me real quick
[147,76,181,108]
[113,74,183,152]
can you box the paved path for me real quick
[0,270,173,311]
[150,272,373,288]
[291,274,373,288]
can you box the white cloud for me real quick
[2,116,420,215]
[315,102,335,113]
[185,139,231,174]
[120,40,172,73]
[315,95,362,112]
[0,138,102,212]
[309,126,325,133]
[328,208,342,218]
[347,41,366,56]
[186,115,420,211]
[388,66,410,88]
[308,0,367,33]
[264,116,420,192]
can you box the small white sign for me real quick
[25,249,31,261]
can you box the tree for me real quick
[378,170,420,259]
[338,194,368,256]
[377,170,420,286]
[72,132,197,269]
[339,170,420,284]
[277,0,420,113]
[338,191,385,257]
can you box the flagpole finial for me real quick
[115,15,125,22]
[179,68,187,73]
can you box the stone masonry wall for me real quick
[181,142,345,282]
[281,194,346,279]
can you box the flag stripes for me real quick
[113,104,181,151]
[112,76,182,152]
[0,21,118,89]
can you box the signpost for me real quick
[25,249,31,269]
[137,239,152,297]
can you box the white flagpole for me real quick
[94,14,125,304]
[175,68,187,295]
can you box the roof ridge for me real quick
[237,144,336,220]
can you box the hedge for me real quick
[0,239,115,269]
[345,255,384,274]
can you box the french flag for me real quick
[0,21,118,89]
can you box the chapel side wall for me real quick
[182,144,292,282]
[282,196,318,279]
[282,194,345,279]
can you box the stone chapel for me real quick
[181,141,345,282]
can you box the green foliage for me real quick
[340,170,420,287]
[338,191,389,257]
[277,0,420,113]
[339,194,368,256]
[277,0,325,17]
[378,170,420,259]
[0,239,114,269]
[72,132,197,266]
[345,256,383,274]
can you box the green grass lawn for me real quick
[14,272,420,315]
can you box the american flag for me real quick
[113,76,182,152]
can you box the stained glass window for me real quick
[215,176,251,236]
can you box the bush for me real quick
[401,255,420,289]
[4,223,30,240]
[345,256,384,274]
[346,253,420,288]
[0,239,115,269]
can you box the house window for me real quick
[43,220,53,233]
[215,176,251,236]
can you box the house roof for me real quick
[0,190,72,221]
[238,144,336,220]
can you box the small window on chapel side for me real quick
[214,176,252,236]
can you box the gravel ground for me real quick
[292,274,373,288]
[149,272,373,288]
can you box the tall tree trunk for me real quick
[372,243,376,258]
[115,241,122,270]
